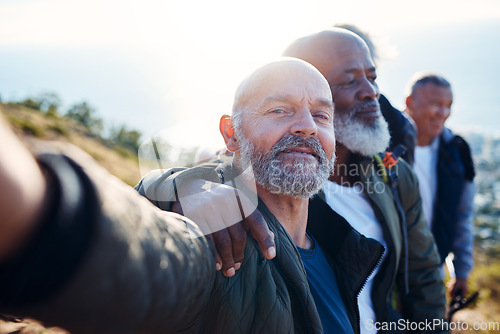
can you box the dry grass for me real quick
[0,104,141,186]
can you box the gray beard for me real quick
[237,133,335,199]
[334,110,390,157]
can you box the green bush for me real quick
[109,125,141,154]
[17,98,42,111]
[65,102,103,136]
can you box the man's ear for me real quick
[405,96,414,115]
[220,115,239,152]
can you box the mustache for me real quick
[352,100,380,113]
[270,134,326,160]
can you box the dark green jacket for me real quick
[310,158,446,331]
[136,163,385,334]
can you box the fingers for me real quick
[205,234,222,271]
[243,210,276,260]
[212,229,236,277]
[450,277,469,298]
[227,222,247,269]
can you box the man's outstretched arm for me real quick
[0,117,47,262]
[0,117,215,333]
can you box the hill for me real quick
[0,102,141,186]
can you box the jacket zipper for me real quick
[353,245,385,334]
[273,258,315,334]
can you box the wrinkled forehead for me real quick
[234,60,332,111]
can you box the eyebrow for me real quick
[344,66,377,74]
[260,94,334,109]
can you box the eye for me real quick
[271,109,284,114]
[341,79,356,87]
[313,111,332,122]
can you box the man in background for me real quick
[406,73,476,298]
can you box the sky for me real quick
[1,0,500,150]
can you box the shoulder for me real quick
[136,163,231,201]
[440,129,475,181]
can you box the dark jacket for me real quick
[136,163,384,334]
[432,128,475,277]
[315,157,447,331]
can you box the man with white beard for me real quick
[282,28,447,333]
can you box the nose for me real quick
[357,77,379,101]
[437,106,451,118]
[289,110,318,138]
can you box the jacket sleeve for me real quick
[396,162,447,328]
[452,180,475,278]
[0,148,215,334]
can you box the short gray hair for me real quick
[408,73,452,97]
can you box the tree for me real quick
[38,92,61,116]
[66,102,103,136]
[16,92,61,116]
[17,98,42,111]
[109,125,142,153]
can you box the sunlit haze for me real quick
[1,0,499,149]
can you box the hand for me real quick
[448,276,469,299]
[0,116,47,261]
[208,211,275,277]
[172,174,276,277]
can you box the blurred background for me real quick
[1,0,500,332]
[2,0,500,142]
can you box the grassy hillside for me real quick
[0,102,141,186]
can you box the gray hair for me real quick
[407,73,452,97]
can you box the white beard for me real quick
[334,112,390,157]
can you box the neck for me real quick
[256,185,311,249]
[329,142,363,186]
[417,135,435,146]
